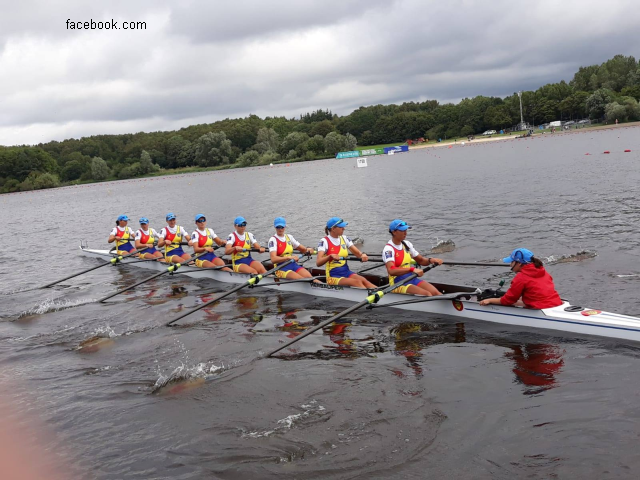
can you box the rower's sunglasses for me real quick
[275,225,285,229]
[196,218,206,223]
[330,219,345,228]
[395,222,408,229]
[237,222,247,227]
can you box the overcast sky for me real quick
[1,0,639,146]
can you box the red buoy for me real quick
[604,151,610,154]
[624,149,631,152]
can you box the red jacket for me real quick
[500,264,562,309]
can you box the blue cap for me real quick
[234,216,247,226]
[326,217,348,229]
[195,214,206,222]
[274,216,286,228]
[166,212,176,221]
[389,219,411,231]
[117,215,129,222]
[503,248,535,264]
[139,217,149,224]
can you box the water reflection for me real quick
[503,344,564,395]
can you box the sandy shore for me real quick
[409,121,640,150]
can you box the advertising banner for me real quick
[383,145,409,154]
[336,150,361,159]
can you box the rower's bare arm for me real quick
[214,237,226,247]
[386,261,423,277]
[349,246,368,261]
[224,243,234,255]
[415,254,443,266]
[107,235,116,243]
[253,242,265,253]
[297,245,314,255]
[479,297,501,306]
[316,250,329,266]
[157,238,166,248]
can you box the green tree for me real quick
[605,102,627,122]
[194,132,234,167]
[253,128,280,153]
[139,150,160,174]
[279,132,309,156]
[309,120,335,137]
[237,150,260,167]
[586,88,615,119]
[90,157,111,180]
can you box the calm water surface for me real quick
[1,127,640,479]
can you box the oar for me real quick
[41,246,152,288]
[165,258,295,327]
[265,268,431,358]
[345,256,508,268]
[98,252,207,303]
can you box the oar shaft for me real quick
[99,269,169,302]
[267,300,369,357]
[165,258,295,326]
[98,253,205,303]
[42,246,151,288]
[442,261,509,267]
[266,270,422,357]
[165,281,248,326]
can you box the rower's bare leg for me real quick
[350,274,376,289]
[404,284,431,296]
[416,280,441,296]
[235,263,258,275]
[212,257,232,272]
[250,260,267,274]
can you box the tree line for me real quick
[1,54,639,193]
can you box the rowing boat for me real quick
[79,245,640,342]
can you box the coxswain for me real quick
[479,248,562,309]
[189,214,231,271]
[134,217,163,259]
[316,217,375,288]
[383,219,443,296]
[268,217,316,280]
[157,213,191,263]
[107,215,136,255]
[224,216,266,274]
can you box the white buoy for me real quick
[270,163,273,167]
[461,142,465,146]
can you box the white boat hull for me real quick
[79,246,640,343]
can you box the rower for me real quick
[316,217,375,288]
[383,219,443,296]
[224,216,266,274]
[108,215,136,255]
[157,213,191,263]
[189,214,231,271]
[268,216,316,280]
[134,217,163,259]
[479,248,562,309]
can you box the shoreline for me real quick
[408,121,640,150]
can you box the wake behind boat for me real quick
[80,245,640,343]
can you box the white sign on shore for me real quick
[357,157,368,168]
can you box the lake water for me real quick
[1,126,639,479]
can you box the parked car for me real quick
[564,121,576,126]
[482,130,497,135]
[577,119,590,124]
